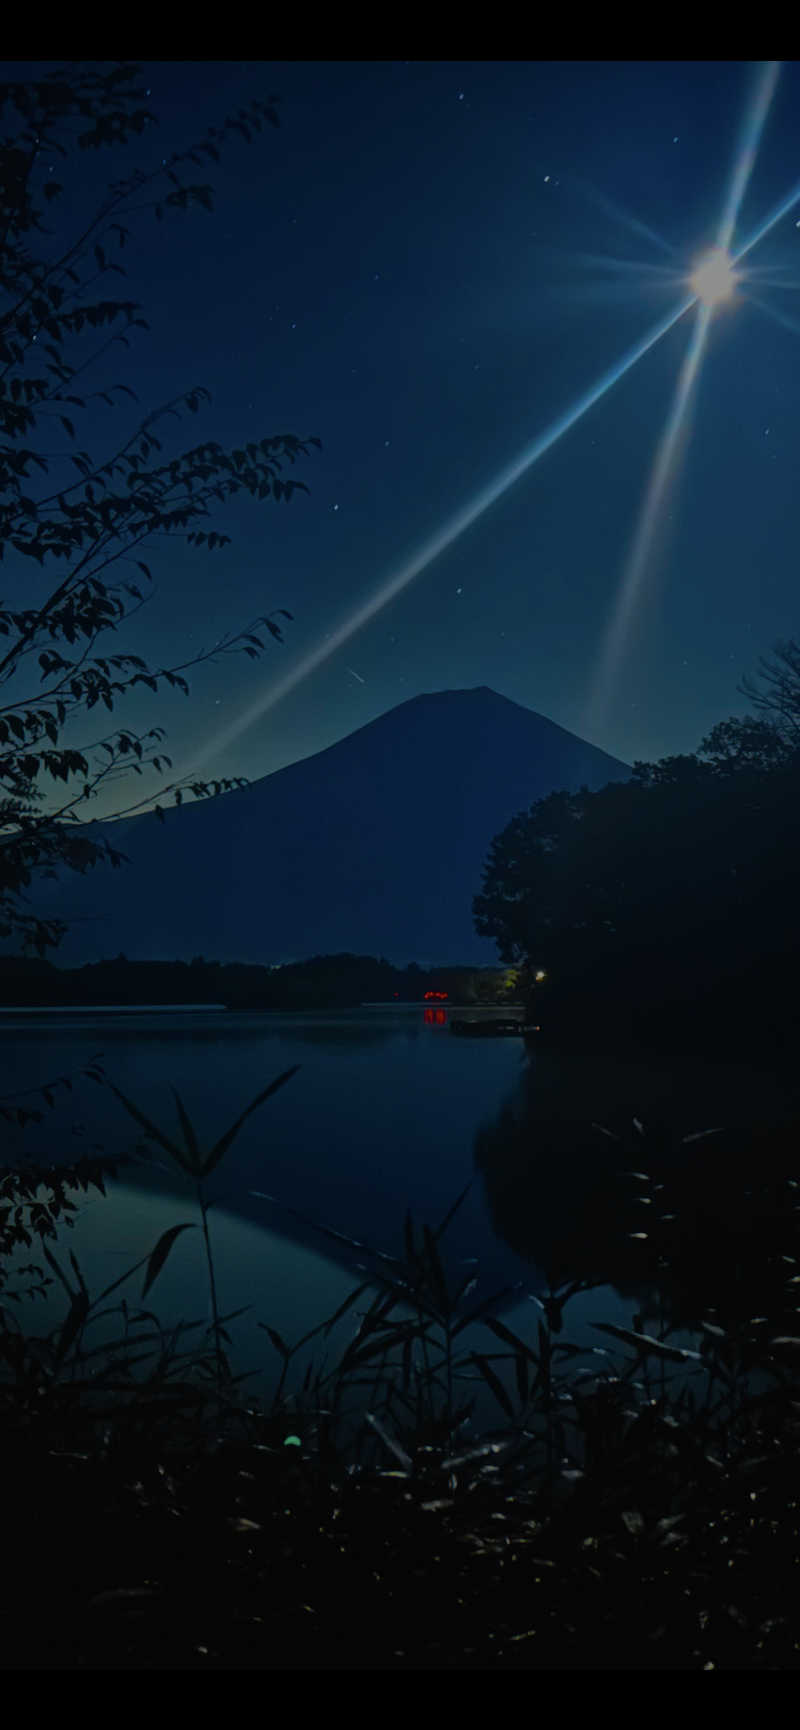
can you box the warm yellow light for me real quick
[689,245,737,308]
[535,969,547,982]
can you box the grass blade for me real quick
[422,1224,449,1316]
[433,1182,473,1242]
[470,1352,516,1421]
[452,1282,524,1337]
[202,1066,300,1175]
[107,1082,189,1166]
[261,1325,289,1359]
[41,1241,75,1300]
[364,1410,413,1470]
[322,1281,374,1338]
[68,1249,88,1296]
[141,1222,197,1300]
[171,1086,201,1167]
[482,1314,540,1364]
[592,1321,701,1363]
[55,1290,90,1363]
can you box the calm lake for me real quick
[2,1004,797,1421]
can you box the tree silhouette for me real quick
[0,62,320,957]
[473,703,800,1054]
[739,638,800,745]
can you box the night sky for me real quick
[18,60,800,814]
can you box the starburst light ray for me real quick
[585,303,712,730]
[733,177,800,263]
[569,252,683,280]
[717,60,780,253]
[742,274,800,290]
[745,262,798,276]
[746,292,800,339]
[587,61,781,734]
[570,178,677,257]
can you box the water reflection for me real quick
[0,1007,529,1303]
[5,1007,799,1370]
[474,1040,800,1331]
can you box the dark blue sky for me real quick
[16,60,800,809]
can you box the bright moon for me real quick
[689,245,738,308]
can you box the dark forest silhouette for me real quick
[475,699,800,1061]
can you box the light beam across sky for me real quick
[733,175,800,264]
[716,60,780,253]
[746,291,800,339]
[568,177,677,258]
[585,302,712,731]
[587,60,780,735]
[185,293,694,778]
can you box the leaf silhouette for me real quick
[41,1241,75,1299]
[262,1325,289,1359]
[56,1289,90,1362]
[433,1181,473,1242]
[68,1248,88,1294]
[141,1222,196,1299]
[592,1321,701,1363]
[422,1224,449,1315]
[322,1280,373,1338]
[171,1086,201,1167]
[107,1082,190,1169]
[471,1351,516,1421]
[482,1314,540,1365]
[200,1065,299,1176]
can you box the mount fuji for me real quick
[32,687,630,966]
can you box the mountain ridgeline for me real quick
[32,688,630,966]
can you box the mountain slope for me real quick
[32,687,630,965]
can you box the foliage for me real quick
[697,712,793,775]
[0,1061,300,1438]
[472,710,800,1051]
[739,636,800,745]
[1,1089,800,1668]
[0,62,320,957]
[0,1152,121,1307]
[108,1063,300,1388]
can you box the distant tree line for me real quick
[0,951,520,1010]
[474,652,800,1061]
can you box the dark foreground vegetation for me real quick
[477,708,800,1065]
[2,1076,800,1671]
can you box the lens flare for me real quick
[689,246,738,308]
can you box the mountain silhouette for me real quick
[33,687,630,965]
